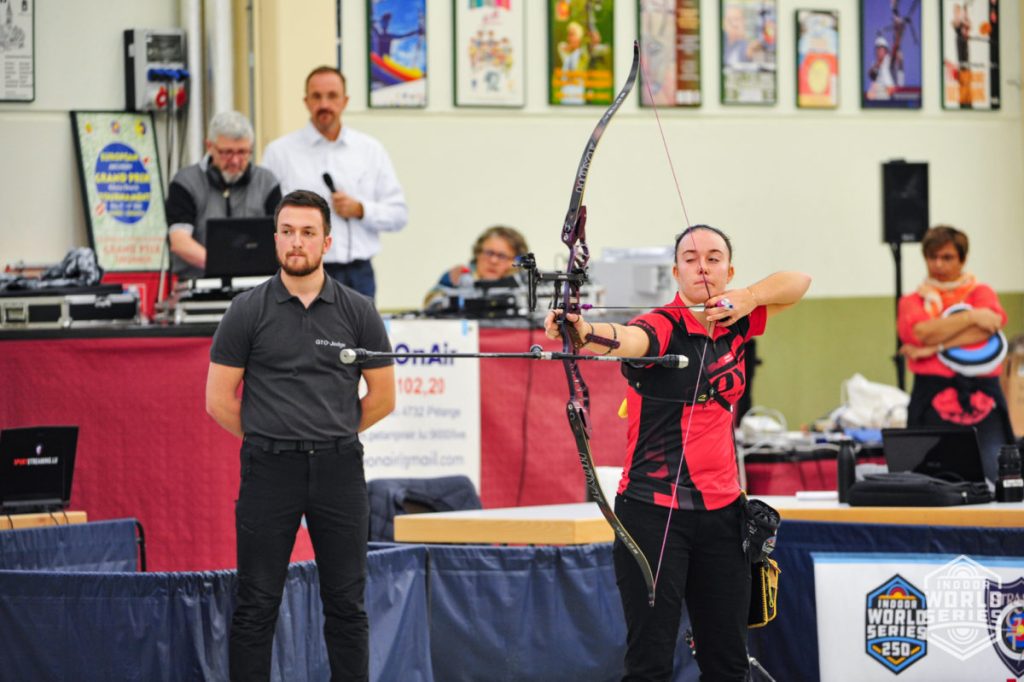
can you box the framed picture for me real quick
[368,0,427,108]
[548,0,616,106]
[454,0,526,107]
[796,9,839,109]
[0,0,34,102]
[638,0,701,107]
[70,112,167,272]
[860,0,922,108]
[940,0,999,110]
[720,0,777,105]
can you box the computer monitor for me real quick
[0,426,78,514]
[204,217,278,287]
[881,426,987,483]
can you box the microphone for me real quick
[339,348,368,365]
[322,172,336,193]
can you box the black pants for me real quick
[324,260,376,300]
[614,495,750,682]
[229,437,369,682]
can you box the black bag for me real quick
[847,471,992,507]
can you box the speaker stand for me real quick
[889,241,906,391]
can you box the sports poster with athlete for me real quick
[796,9,838,109]
[368,0,427,108]
[638,0,701,107]
[454,0,525,107]
[720,0,777,105]
[548,0,615,106]
[860,0,922,109]
[941,0,1000,110]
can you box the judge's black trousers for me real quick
[229,437,369,682]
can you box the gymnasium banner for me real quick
[814,552,1024,680]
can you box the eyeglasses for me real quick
[479,249,515,262]
[213,147,252,158]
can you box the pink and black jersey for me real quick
[618,294,767,511]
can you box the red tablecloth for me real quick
[1,329,631,570]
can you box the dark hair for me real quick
[305,66,347,94]
[274,190,331,236]
[472,225,529,261]
[674,224,733,261]
[922,225,968,261]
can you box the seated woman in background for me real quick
[898,225,1014,483]
[423,225,529,308]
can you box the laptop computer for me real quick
[0,426,78,514]
[881,426,987,483]
[204,217,278,284]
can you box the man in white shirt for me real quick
[262,67,408,299]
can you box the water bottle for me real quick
[836,438,856,503]
[996,444,1024,503]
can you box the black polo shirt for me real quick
[210,273,393,440]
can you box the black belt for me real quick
[325,259,370,268]
[244,434,347,454]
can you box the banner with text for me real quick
[362,319,480,489]
[71,111,167,272]
[814,552,1024,681]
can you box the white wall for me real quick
[1,0,1020,313]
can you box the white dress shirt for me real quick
[262,122,408,263]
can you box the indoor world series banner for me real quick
[814,552,1024,680]
[71,111,166,272]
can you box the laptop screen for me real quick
[204,217,278,279]
[881,426,986,483]
[0,426,78,513]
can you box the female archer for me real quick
[544,224,810,680]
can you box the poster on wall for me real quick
[720,0,777,105]
[941,0,999,110]
[860,0,922,109]
[549,0,615,106]
[368,0,427,108]
[638,0,701,107]
[362,319,482,489]
[70,112,167,272]
[0,0,33,101]
[796,9,839,109]
[454,0,526,107]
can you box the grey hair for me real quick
[206,111,254,142]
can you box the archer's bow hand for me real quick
[544,308,588,349]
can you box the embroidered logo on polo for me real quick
[865,575,928,673]
[986,577,1024,677]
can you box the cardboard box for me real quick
[1002,336,1024,437]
